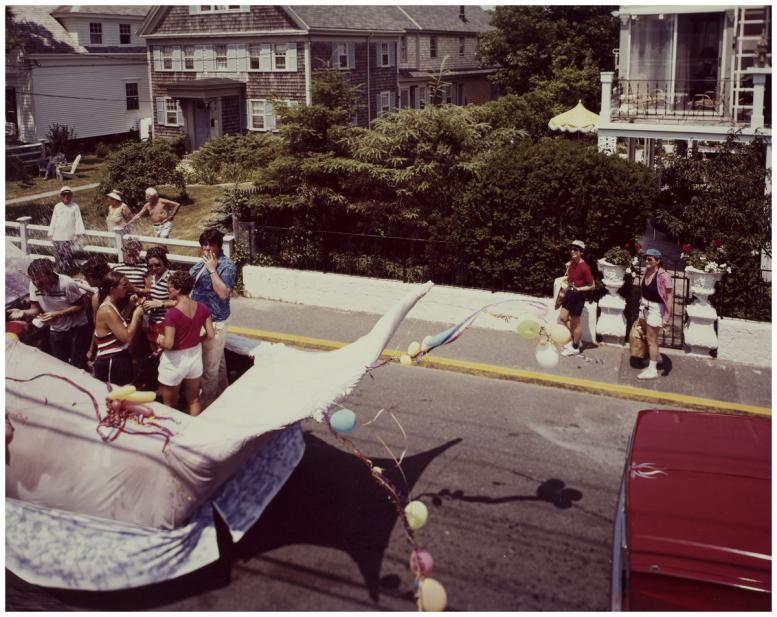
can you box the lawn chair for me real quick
[56,154,81,181]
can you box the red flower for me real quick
[713,239,723,248]
[682,243,692,253]
[635,242,641,251]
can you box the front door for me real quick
[193,100,210,150]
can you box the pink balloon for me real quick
[409,549,434,576]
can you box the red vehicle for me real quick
[611,409,771,611]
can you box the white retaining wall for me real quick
[717,317,772,368]
[242,266,597,341]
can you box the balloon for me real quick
[425,325,458,350]
[107,385,137,401]
[549,323,571,346]
[400,354,413,366]
[405,500,428,530]
[124,390,156,404]
[419,578,447,611]
[421,336,433,353]
[410,550,434,576]
[5,332,19,341]
[330,408,356,433]
[516,317,541,340]
[535,341,560,369]
[407,341,421,357]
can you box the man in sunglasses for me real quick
[560,240,595,357]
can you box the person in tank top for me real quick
[636,248,673,380]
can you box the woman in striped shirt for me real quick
[141,247,173,351]
[112,237,147,296]
[93,271,144,386]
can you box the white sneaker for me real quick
[637,368,659,380]
[561,344,581,357]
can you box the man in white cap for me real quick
[559,239,594,356]
[47,186,85,274]
[125,187,181,238]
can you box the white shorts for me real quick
[640,299,663,328]
[153,220,172,238]
[158,345,203,386]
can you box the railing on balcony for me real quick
[611,79,733,122]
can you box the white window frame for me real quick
[194,5,245,14]
[215,44,228,70]
[119,23,131,45]
[379,42,390,67]
[89,22,103,45]
[400,36,407,62]
[183,46,195,70]
[273,43,288,71]
[378,91,391,117]
[459,36,465,57]
[162,46,174,70]
[165,98,180,126]
[429,35,438,59]
[125,82,139,111]
[335,42,350,69]
[247,99,273,131]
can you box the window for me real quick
[162,47,173,70]
[400,36,407,62]
[378,91,391,116]
[125,83,139,110]
[335,42,350,69]
[459,36,465,57]
[418,86,427,109]
[184,46,195,70]
[197,5,242,12]
[165,98,179,125]
[249,45,261,70]
[215,45,228,70]
[248,99,275,131]
[120,24,132,45]
[274,43,287,70]
[89,23,102,45]
[429,36,437,58]
[380,42,390,67]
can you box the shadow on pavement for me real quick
[5,432,462,610]
[418,477,583,510]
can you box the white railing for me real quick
[6,216,234,265]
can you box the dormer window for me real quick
[120,24,131,45]
[90,23,102,45]
[196,6,243,13]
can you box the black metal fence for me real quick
[625,265,689,350]
[611,78,733,121]
[715,268,772,322]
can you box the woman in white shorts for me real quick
[157,271,214,415]
[637,248,673,380]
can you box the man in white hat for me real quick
[125,186,181,238]
[559,239,594,356]
[47,186,85,274]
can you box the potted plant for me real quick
[681,240,731,306]
[598,240,641,294]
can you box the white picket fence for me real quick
[5,216,233,265]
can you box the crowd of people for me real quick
[7,183,236,415]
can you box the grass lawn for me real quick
[5,155,107,200]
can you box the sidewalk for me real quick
[6,183,100,205]
[228,296,771,416]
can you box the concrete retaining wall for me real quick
[717,317,772,367]
[242,266,597,340]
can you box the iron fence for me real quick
[611,78,733,122]
[715,268,772,322]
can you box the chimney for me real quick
[459,6,467,23]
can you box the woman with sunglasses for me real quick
[141,246,174,354]
[637,248,673,380]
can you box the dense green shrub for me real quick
[448,138,656,294]
[46,123,77,157]
[190,132,279,183]
[97,139,184,209]
[94,141,110,158]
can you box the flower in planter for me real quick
[602,239,641,273]
[681,241,732,274]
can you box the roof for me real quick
[398,6,494,33]
[289,6,411,32]
[7,5,83,54]
[626,410,771,596]
[51,5,150,18]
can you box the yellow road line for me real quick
[228,326,772,418]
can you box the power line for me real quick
[15,90,156,104]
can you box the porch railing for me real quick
[611,78,733,121]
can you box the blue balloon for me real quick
[426,325,458,350]
[330,408,357,433]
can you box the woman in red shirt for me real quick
[156,271,215,416]
[559,240,595,356]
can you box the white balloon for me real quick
[535,341,560,369]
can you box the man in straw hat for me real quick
[125,187,181,238]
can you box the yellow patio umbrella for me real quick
[547,100,599,133]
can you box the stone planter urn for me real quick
[683,266,723,356]
[596,258,627,343]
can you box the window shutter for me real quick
[194,45,204,71]
[389,42,396,67]
[236,44,248,72]
[347,43,355,70]
[264,100,274,130]
[389,91,396,111]
[176,100,184,127]
[172,46,183,71]
[153,47,162,71]
[203,45,215,72]
[227,44,238,71]
[331,43,338,69]
[375,43,381,67]
[259,44,272,72]
[188,6,199,15]
[156,97,166,125]
[239,96,247,131]
[285,43,297,72]
[376,93,382,117]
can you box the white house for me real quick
[597,5,771,168]
[6,5,152,144]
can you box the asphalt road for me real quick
[6,361,657,611]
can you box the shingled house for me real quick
[137,5,495,151]
[6,5,151,143]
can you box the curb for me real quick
[227,326,772,418]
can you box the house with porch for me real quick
[597,5,771,167]
[136,5,496,152]
[6,5,151,144]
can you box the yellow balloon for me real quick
[405,500,428,530]
[107,385,137,401]
[419,578,447,612]
[549,324,571,346]
[400,354,413,366]
[516,317,541,340]
[408,341,421,357]
[5,332,19,341]
[124,390,156,404]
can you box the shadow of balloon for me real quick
[231,432,463,601]
[420,478,583,510]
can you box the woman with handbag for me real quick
[636,248,673,380]
[559,240,595,357]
